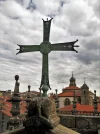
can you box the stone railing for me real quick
[58,110,100,116]
[58,114,100,134]
[2,127,25,134]
[97,125,100,134]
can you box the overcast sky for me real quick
[0,0,100,96]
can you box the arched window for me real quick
[64,98,71,106]
[77,97,81,104]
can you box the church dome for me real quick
[70,76,75,81]
[70,72,75,81]
[81,83,89,89]
[69,72,76,86]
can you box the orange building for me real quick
[58,73,94,108]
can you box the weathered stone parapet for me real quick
[25,97,60,128]
[97,124,100,134]
[2,125,80,134]
[1,127,25,134]
[2,97,80,134]
[59,114,100,134]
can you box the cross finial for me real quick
[72,71,73,77]
[84,78,85,84]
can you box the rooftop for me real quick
[63,86,81,91]
[60,103,100,112]
[0,96,26,117]
[58,91,81,97]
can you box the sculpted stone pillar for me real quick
[8,75,21,130]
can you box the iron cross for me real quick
[17,18,79,97]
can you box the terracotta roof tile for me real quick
[1,109,12,117]
[60,103,100,112]
[63,86,81,90]
[0,96,26,117]
[58,92,81,97]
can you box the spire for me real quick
[8,75,21,130]
[25,85,32,115]
[25,85,32,105]
[72,71,73,77]
[81,79,89,90]
[69,72,76,86]
[55,89,59,112]
[93,90,98,115]
[84,78,85,84]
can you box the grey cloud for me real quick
[0,0,100,96]
[93,0,100,19]
[75,50,99,64]
[84,37,100,50]
[87,20,100,32]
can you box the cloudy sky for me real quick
[0,0,100,96]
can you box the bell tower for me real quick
[81,80,89,105]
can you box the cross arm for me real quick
[42,18,53,42]
[51,39,79,53]
[16,44,40,55]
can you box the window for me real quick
[77,97,81,104]
[64,98,71,106]
[84,91,86,95]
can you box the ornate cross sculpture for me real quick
[17,18,79,97]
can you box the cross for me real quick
[17,18,79,97]
[84,78,86,83]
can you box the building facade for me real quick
[58,73,94,108]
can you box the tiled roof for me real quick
[0,96,26,117]
[63,86,81,90]
[20,91,40,95]
[31,91,40,94]
[98,104,100,111]
[60,103,100,112]
[89,91,94,95]
[58,91,81,97]
[1,109,12,117]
